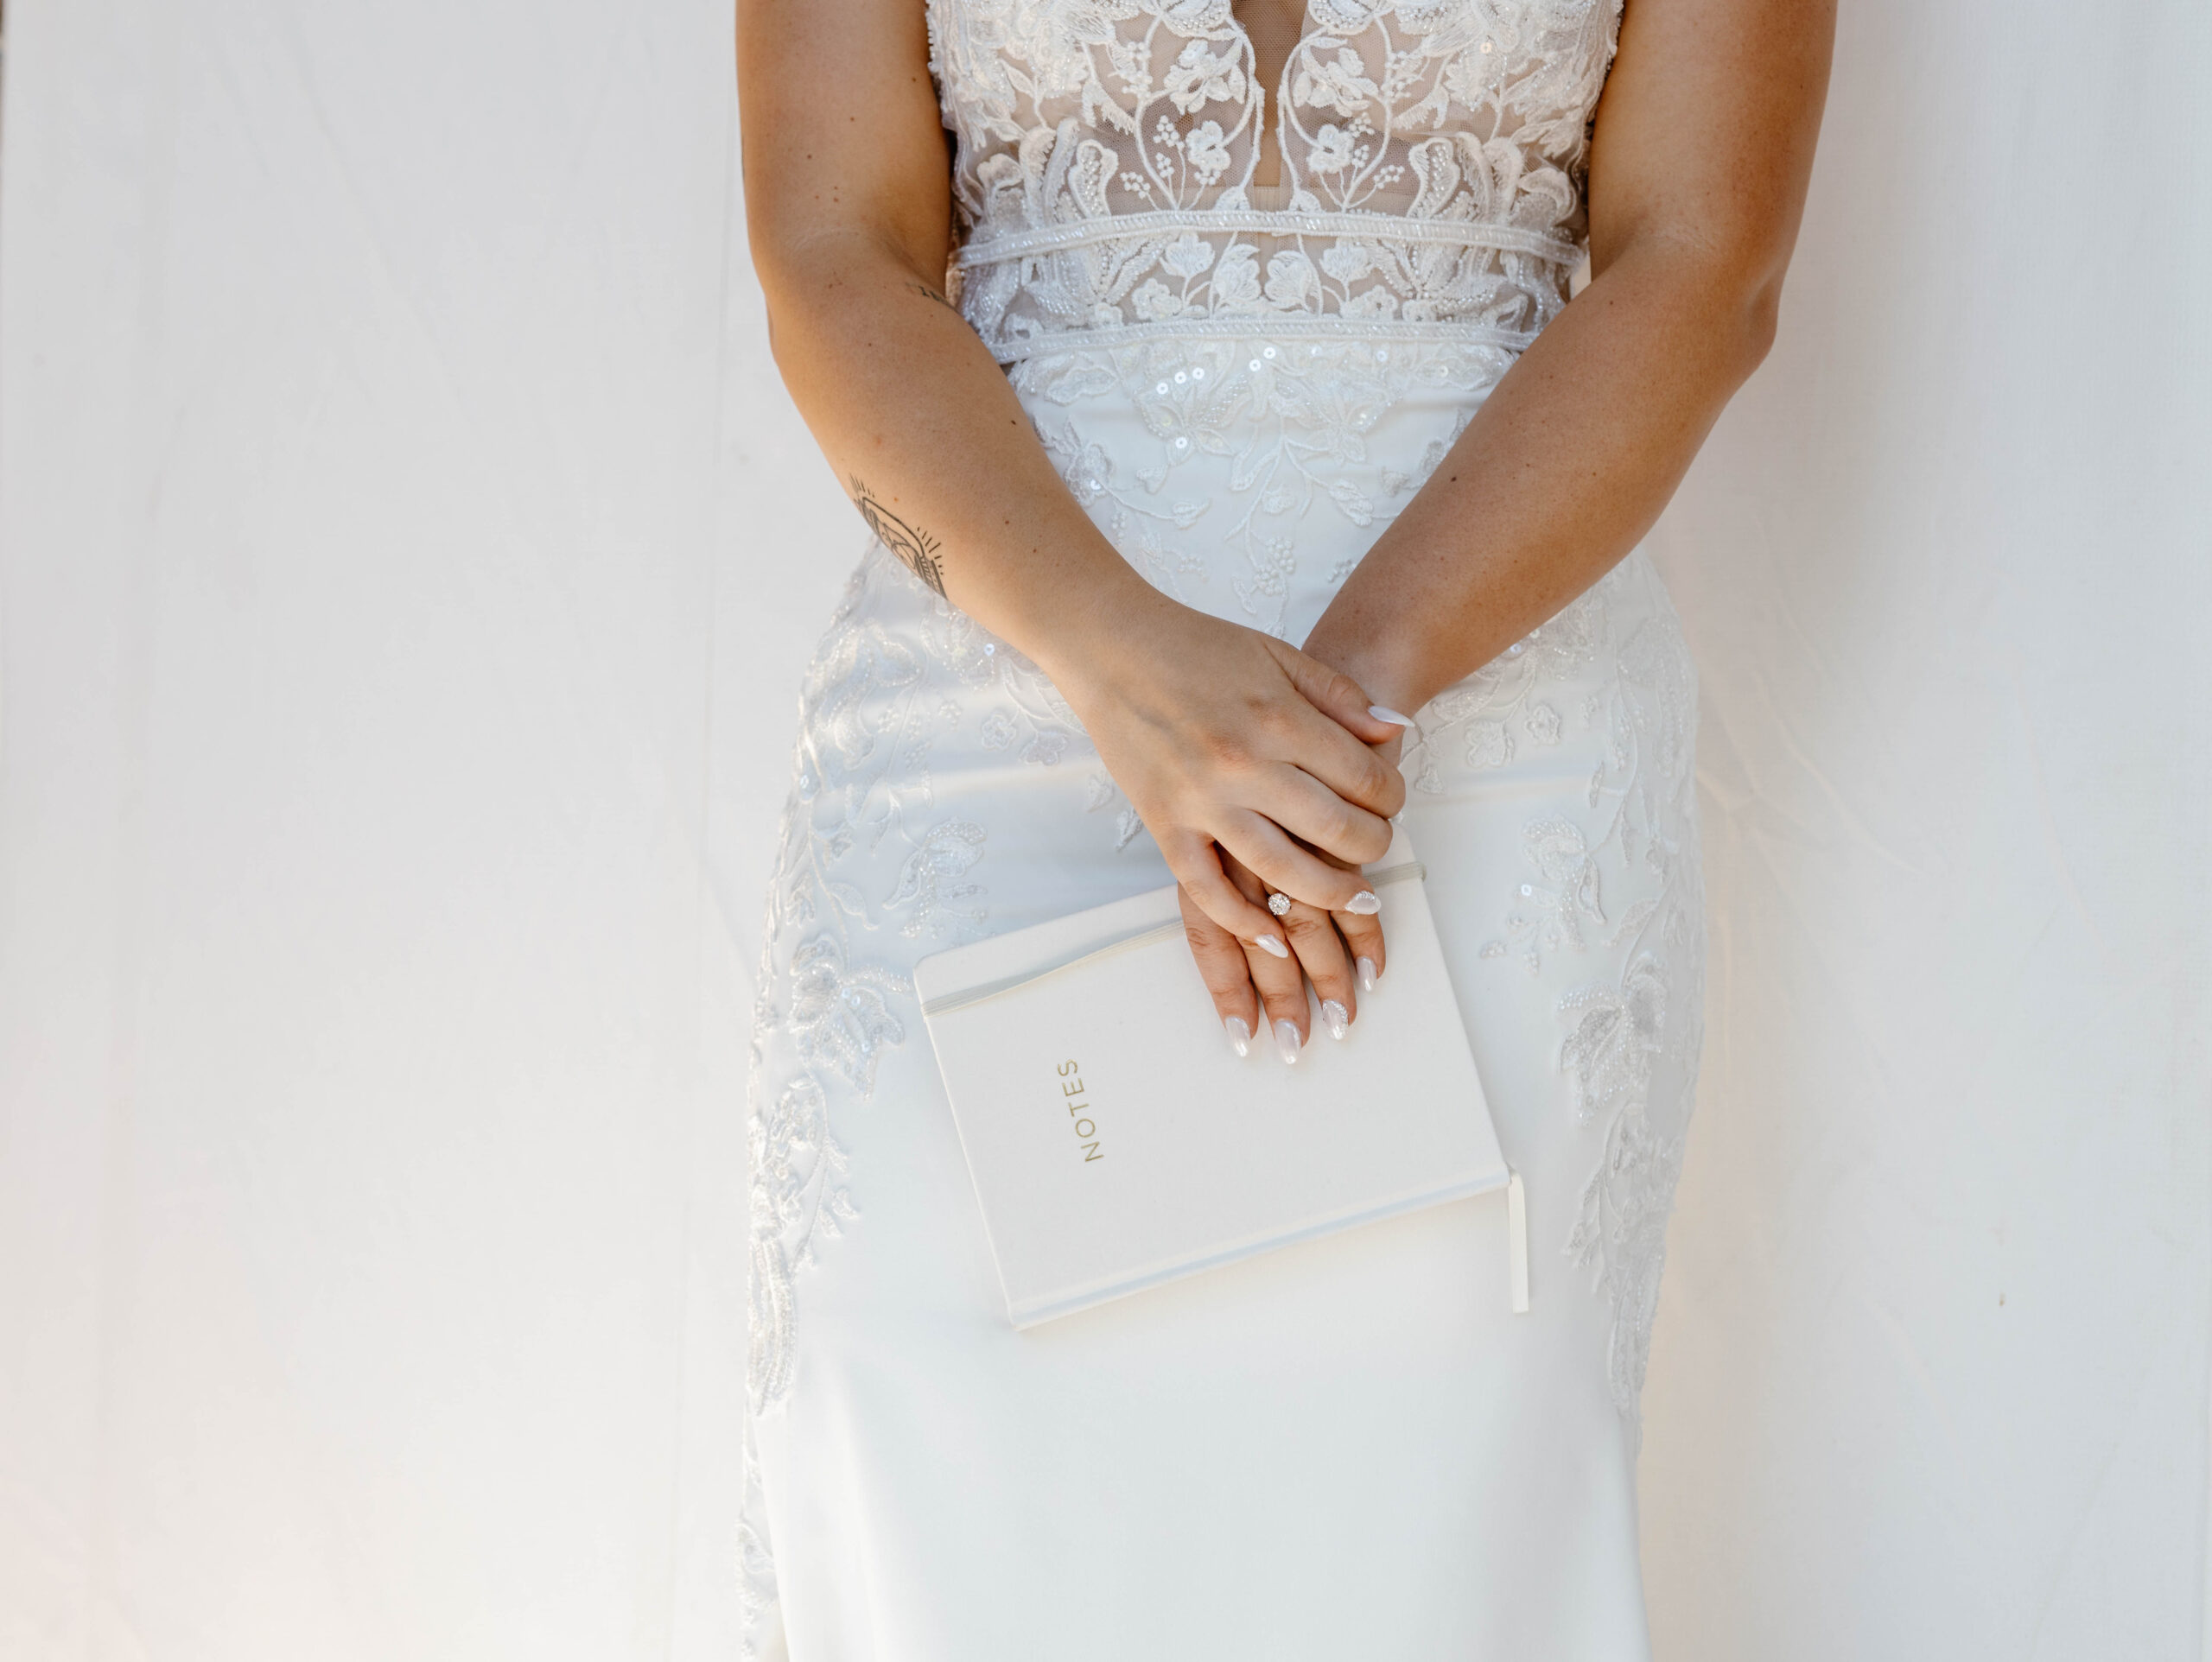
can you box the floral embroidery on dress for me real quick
[1408,574,1609,790]
[1560,600,1703,1423]
[737,1412,782,1659]
[1449,555,1702,1430]
[749,1066,854,1410]
[748,553,1103,1428]
[741,543,1121,1651]
[1029,335,1510,635]
[1081,765,1150,850]
[1559,950,1668,1126]
[926,0,1624,363]
[786,934,910,1089]
[1565,1078,1685,1421]
[1485,817,1605,974]
[887,821,992,939]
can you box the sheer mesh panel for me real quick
[928,0,1621,361]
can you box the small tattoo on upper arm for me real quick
[906,279,960,314]
[850,475,947,597]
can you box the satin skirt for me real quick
[741,331,1705,1660]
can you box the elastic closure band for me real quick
[1507,1170,1529,1315]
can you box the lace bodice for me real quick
[927,0,1622,363]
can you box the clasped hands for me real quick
[1047,593,1411,1067]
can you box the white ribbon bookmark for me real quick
[1507,1170,1529,1315]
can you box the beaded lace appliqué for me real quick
[927,0,1623,363]
[741,555,1096,1653]
[749,557,1096,1418]
[1427,561,1705,1427]
[1029,334,1506,635]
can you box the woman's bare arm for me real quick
[1299,0,1836,710]
[1176,0,1833,1053]
[737,0,1407,947]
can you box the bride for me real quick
[734,0,1829,1652]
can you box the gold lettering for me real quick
[1055,1061,1100,1165]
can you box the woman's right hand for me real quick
[1042,589,1408,951]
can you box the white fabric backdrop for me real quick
[2,1,2205,1658]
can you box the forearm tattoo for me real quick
[850,475,947,597]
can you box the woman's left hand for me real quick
[1178,720,1408,1064]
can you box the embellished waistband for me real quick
[982,314,1540,367]
[953,209,1583,272]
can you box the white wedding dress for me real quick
[742,2,1705,1655]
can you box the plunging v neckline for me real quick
[1224,0,1315,189]
[1224,0,1317,92]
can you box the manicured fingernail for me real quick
[1224,1016,1250,1057]
[1368,704,1414,726]
[1255,934,1289,959]
[1321,999,1349,1041]
[1357,955,1377,993]
[1274,1018,1302,1064]
[1344,890,1380,915]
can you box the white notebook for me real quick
[915,829,1517,1329]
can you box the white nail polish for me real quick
[1357,955,1377,993]
[1274,1018,1302,1064]
[1224,1016,1251,1058]
[1368,704,1414,726]
[1344,890,1380,916]
[1321,999,1349,1041]
[1255,934,1289,959]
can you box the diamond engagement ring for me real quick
[1266,891,1293,917]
